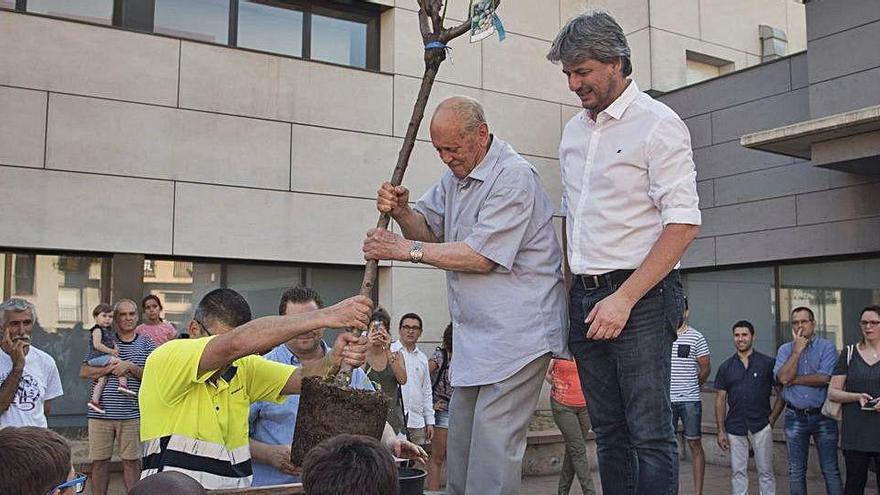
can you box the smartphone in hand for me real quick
[862,397,880,411]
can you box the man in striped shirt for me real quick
[79,299,156,495]
[669,298,711,495]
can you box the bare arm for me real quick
[390,351,407,385]
[79,364,111,380]
[715,389,729,451]
[586,224,699,339]
[770,386,785,426]
[91,329,116,355]
[199,296,371,376]
[421,241,494,273]
[790,374,831,388]
[0,364,23,415]
[776,348,803,386]
[394,207,440,243]
[828,375,869,404]
[697,355,711,386]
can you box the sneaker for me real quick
[117,386,138,397]
[87,401,106,414]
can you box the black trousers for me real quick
[843,449,880,495]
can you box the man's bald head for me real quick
[429,96,491,179]
[128,472,206,495]
[431,96,487,135]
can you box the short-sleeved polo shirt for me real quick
[714,351,777,436]
[413,135,567,387]
[139,336,295,489]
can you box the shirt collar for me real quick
[460,135,502,184]
[581,79,639,122]
[280,340,330,366]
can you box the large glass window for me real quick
[142,259,221,329]
[683,267,776,380]
[153,0,230,44]
[237,0,303,57]
[311,11,367,68]
[26,0,113,24]
[0,0,16,10]
[780,259,880,349]
[12,253,36,295]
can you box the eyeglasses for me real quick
[195,319,212,336]
[791,319,814,327]
[400,325,422,331]
[49,473,87,494]
[861,320,880,328]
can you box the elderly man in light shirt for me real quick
[362,95,567,495]
[548,11,701,495]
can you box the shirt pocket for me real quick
[677,344,692,359]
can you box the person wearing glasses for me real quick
[774,306,842,495]
[138,288,372,490]
[391,312,434,451]
[828,305,880,495]
[0,425,87,495]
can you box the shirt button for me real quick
[216,406,220,411]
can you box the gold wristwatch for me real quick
[409,241,424,263]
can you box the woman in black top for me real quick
[829,305,880,495]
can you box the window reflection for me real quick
[238,0,303,57]
[311,13,367,68]
[27,0,113,25]
[142,259,221,330]
[154,0,229,44]
[0,0,16,10]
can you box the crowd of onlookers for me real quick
[0,288,452,494]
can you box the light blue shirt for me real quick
[248,341,374,486]
[773,336,838,409]
[414,136,568,387]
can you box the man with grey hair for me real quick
[0,298,63,428]
[548,10,701,495]
[363,95,567,494]
[79,299,156,495]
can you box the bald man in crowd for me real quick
[363,96,567,495]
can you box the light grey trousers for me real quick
[446,353,551,495]
[730,424,776,495]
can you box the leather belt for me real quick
[576,270,635,291]
[785,403,821,415]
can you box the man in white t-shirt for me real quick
[669,298,711,495]
[0,298,63,428]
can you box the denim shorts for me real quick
[87,355,113,367]
[672,400,702,439]
[434,409,449,429]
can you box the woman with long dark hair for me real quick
[365,308,408,436]
[135,295,177,346]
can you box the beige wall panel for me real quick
[496,0,560,41]
[368,0,394,6]
[561,105,582,130]
[290,124,399,198]
[651,0,700,38]
[482,33,570,104]
[786,1,807,54]
[46,94,291,190]
[378,265,449,344]
[0,86,46,168]
[699,0,784,56]
[178,42,393,135]
[407,141,452,200]
[0,166,173,253]
[627,28,653,91]
[563,0,649,34]
[482,90,562,159]
[650,29,748,92]
[393,76,481,142]
[394,1,468,22]
[527,155,562,215]
[380,9,396,73]
[173,183,377,264]
[0,12,178,106]
[392,8,482,87]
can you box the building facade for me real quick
[0,0,812,427]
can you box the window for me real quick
[12,254,36,295]
[237,0,304,57]
[153,0,229,44]
[26,0,113,24]
[143,259,156,278]
[173,261,193,278]
[14,0,381,70]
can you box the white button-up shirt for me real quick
[391,341,435,428]
[559,80,701,275]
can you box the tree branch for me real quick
[416,0,432,39]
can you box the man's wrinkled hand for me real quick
[0,331,27,368]
[363,228,410,262]
[377,182,410,218]
[324,296,373,331]
[330,332,369,368]
[390,439,428,466]
[792,329,809,354]
[586,291,634,340]
[268,444,299,475]
[717,432,729,451]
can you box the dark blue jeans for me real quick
[783,408,842,495]
[569,271,683,495]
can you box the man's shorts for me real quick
[407,426,428,446]
[88,418,141,461]
[671,400,702,440]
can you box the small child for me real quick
[86,303,136,414]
